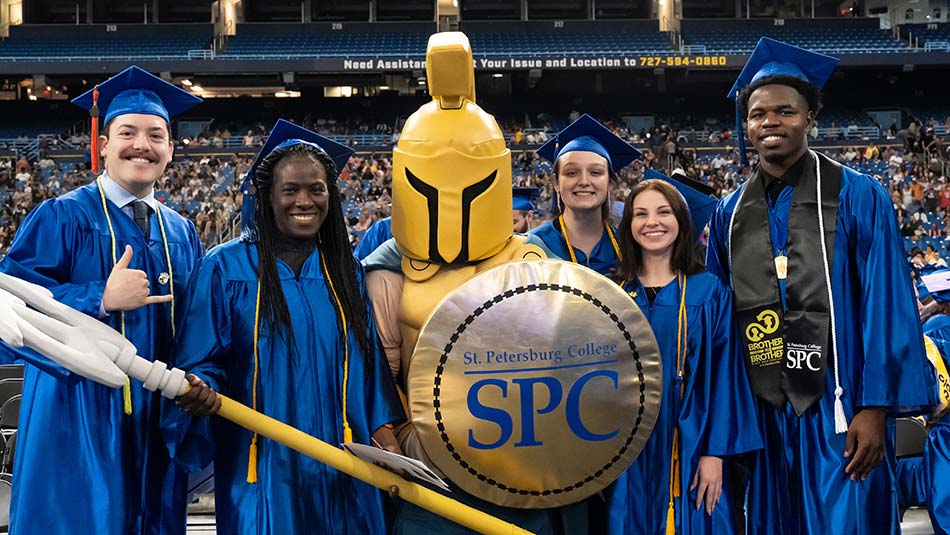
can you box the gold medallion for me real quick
[774,255,788,280]
[157,272,170,286]
[409,260,662,508]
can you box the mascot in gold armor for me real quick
[363,32,562,534]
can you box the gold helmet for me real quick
[392,32,512,264]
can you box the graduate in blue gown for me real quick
[169,119,404,535]
[529,115,640,277]
[894,277,950,535]
[512,187,539,234]
[354,216,392,260]
[706,39,935,535]
[0,66,203,534]
[893,334,950,535]
[607,176,761,535]
[914,333,950,535]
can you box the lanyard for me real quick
[97,177,175,415]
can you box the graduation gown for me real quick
[0,181,202,535]
[607,272,762,535]
[894,332,950,535]
[706,160,935,535]
[353,216,392,261]
[167,238,404,535]
[529,220,619,277]
[921,415,950,535]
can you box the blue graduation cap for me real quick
[727,38,839,165]
[536,114,642,173]
[512,187,540,211]
[920,268,950,303]
[241,119,355,241]
[72,66,202,125]
[644,168,718,231]
[72,66,202,173]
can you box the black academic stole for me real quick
[729,151,842,415]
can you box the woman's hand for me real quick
[371,424,402,455]
[689,455,723,515]
[175,374,221,417]
[371,424,404,496]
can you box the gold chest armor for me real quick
[396,236,545,381]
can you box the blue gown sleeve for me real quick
[849,175,934,413]
[0,199,100,382]
[3,199,106,318]
[702,280,763,457]
[164,254,231,472]
[704,198,732,288]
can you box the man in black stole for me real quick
[706,38,936,534]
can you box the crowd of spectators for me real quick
[2,125,950,266]
[0,155,248,254]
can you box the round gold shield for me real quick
[408,260,662,508]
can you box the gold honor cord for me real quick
[319,250,354,445]
[246,249,353,483]
[247,281,262,483]
[557,214,622,264]
[97,177,175,416]
[618,272,686,532]
[667,273,687,535]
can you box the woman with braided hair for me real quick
[169,120,404,534]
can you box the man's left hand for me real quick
[844,407,886,481]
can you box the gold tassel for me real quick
[667,427,680,534]
[123,377,132,415]
[666,500,676,535]
[246,435,259,483]
[343,424,353,444]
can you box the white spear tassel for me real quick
[813,150,848,435]
[834,386,848,434]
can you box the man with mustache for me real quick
[705,39,935,534]
[0,66,203,534]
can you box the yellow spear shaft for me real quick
[214,395,534,535]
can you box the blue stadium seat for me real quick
[681,18,911,54]
[0,24,212,59]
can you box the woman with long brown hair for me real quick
[607,178,760,535]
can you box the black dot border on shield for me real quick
[431,283,646,496]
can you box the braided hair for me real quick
[250,142,375,365]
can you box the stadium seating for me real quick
[0,24,212,59]
[218,22,432,59]
[462,20,675,57]
[901,23,950,50]
[217,20,678,59]
[681,18,911,54]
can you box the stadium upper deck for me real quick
[0,18,946,72]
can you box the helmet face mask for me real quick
[393,141,512,264]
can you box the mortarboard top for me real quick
[727,38,839,165]
[727,37,839,102]
[536,114,642,173]
[71,66,202,125]
[241,118,354,192]
[512,187,540,211]
[643,168,718,231]
[240,119,355,241]
[920,269,950,303]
